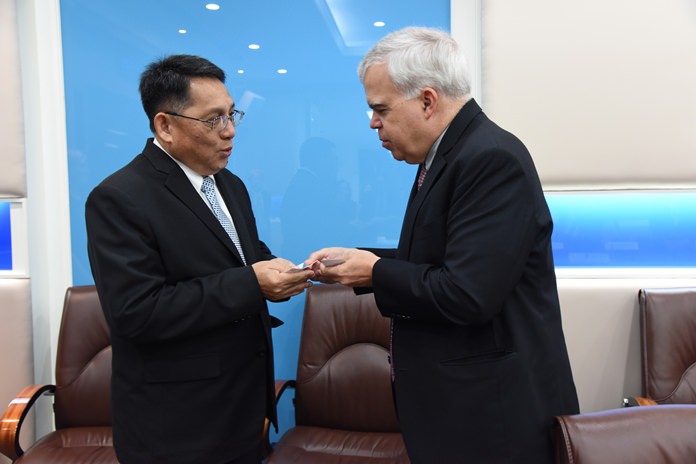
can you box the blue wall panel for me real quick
[0,202,11,271]
[548,192,696,268]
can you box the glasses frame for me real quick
[164,109,244,131]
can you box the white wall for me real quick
[1,0,72,454]
[481,0,696,190]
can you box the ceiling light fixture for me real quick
[205,4,220,11]
[237,70,245,74]
[248,44,260,50]
[373,21,386,27]
[277,69,288,74]
[178,29,187,34]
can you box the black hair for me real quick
[139,54,226,132]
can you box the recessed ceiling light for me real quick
[248,44,260,50]
[237,70,245,74]
[277,69,288,74]
[205,4,220,11]
[373,21,386,27]
[178,29,187,34]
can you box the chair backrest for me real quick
[553,405,696,464]
[53,285,112,429]
[639,287,696,404]
[294,284,400,432]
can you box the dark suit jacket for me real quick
[86,139,278,463]
[366,100,579,463]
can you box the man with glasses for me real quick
[307,27,579,463]
[85,54,313,464]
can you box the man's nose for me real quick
[221,121,236,138]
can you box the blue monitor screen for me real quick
[0,202,11,270]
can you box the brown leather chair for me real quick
[624,287,696,407]
[263,284,410,463]
[0,285,116,463]
[553,404,696,464]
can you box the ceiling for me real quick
[62,0,450,84]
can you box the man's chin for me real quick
[388,150,406,162]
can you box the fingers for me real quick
[306,247,345,264]
[272,278,312,300]
[253,259,314,301]
[267,257,296,272]
[309,249,379,288]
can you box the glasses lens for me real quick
[234,110,244,126]
[213,115,229,131]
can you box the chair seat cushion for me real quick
[15,426,116,463]
[267,426,410,463]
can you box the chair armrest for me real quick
[623,396,658,407]
[0,384,56,461]
[262,379,296,458]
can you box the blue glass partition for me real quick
[0,202,11,271]
[61,0,451,284]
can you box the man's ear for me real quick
[153,112,173,143]
[422,87,438,118]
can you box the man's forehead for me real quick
[364,65,399,105]
[363,63,389,84]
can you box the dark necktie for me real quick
[417,164,428,190]
[201,176,246,264]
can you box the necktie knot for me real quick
[202,175,214,192]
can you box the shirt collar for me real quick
[423,125,449,170]
[153,138,209,193]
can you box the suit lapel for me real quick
[143,140,246,263]
[396,99,483,260]
[396,159,447,259]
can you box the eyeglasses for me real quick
[164,109,245,131]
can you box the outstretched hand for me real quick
[252,258,313,301]
[305,247,379,287]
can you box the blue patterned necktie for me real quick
[201,176,246,264]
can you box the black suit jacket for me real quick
[86,139,278,463]
[367,100,579,463]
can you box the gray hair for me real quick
[358,27,471,100]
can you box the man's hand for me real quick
[252,258,313,301]
[305,247,379,287]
